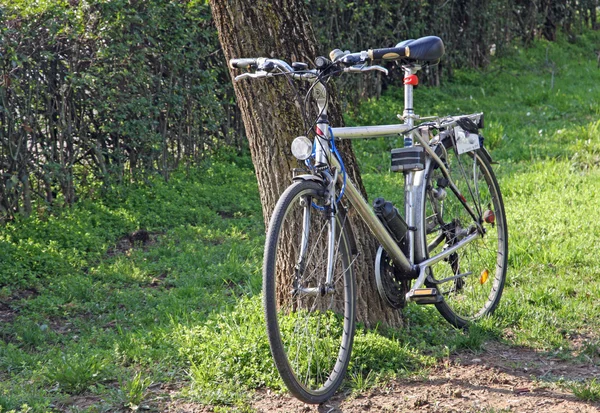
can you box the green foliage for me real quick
[117,371,153,408]
[183,296,278,405]
[351,329,436,373]
[450,321,501,352]
[1,0,597,221]
[347,368,379,394]
[0,158,259,288]
[0,201,136,288]
[0,158,264,410]
[311,0,598,102]
[0,0,239,220]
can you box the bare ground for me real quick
[153,342,600,413]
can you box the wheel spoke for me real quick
[424,147,507,328]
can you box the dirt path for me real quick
[61,341,600,412]
[140,342,600,413]
[244,342,600,413]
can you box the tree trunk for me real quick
[210,0,403,328]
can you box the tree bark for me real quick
[209,0,403,328]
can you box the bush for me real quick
[0,0,238,220]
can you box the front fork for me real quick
[295,170,338,297]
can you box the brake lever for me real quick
[343,65,388,76]
[234,71,271,82]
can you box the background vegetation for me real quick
[0,0,239,221]
[2,0,598,221]
[1,0,600,412]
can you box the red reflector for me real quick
[315,126,324,136]
[483,209,495,224]
[404,74,419,86]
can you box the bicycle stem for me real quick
[313,80,331,166]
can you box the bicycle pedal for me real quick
[406,288,443,305]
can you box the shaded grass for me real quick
[0,155,266,411]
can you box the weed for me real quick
[570,378,600,402]
[44,353,109,395]
[118,371,152,408]
[347,368,379,394]
[0,405,32,413]
[11,320,51,349]
[580,340,600,360]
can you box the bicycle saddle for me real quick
[396,36,445,63]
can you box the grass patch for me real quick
[570,378,600,402]
[43,352,110,395]
[0,156,265,411]
[117,371,153,409]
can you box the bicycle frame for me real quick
[311,66,484,298]
[243,39,508,404]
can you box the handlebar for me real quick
[229,43,412,82]
[328,45,410,65]
[229,56,389,82]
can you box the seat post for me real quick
[402,65,420,147]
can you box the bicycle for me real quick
[230,35,508,404]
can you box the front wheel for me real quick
[421,146,508,329]
[263,180,356,403]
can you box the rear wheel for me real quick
[263,180,356,403]
[422,143,507,328]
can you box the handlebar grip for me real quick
[229,58,258,69]
[368,46,409,61]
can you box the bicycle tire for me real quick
[263,180,356,403]
[419,143,508,329]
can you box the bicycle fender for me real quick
[479,145,497,165]
[292,174,325,184]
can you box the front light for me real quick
[291,136,312,160]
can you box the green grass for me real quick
[1,30,600,411]
[570,378,600,402]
